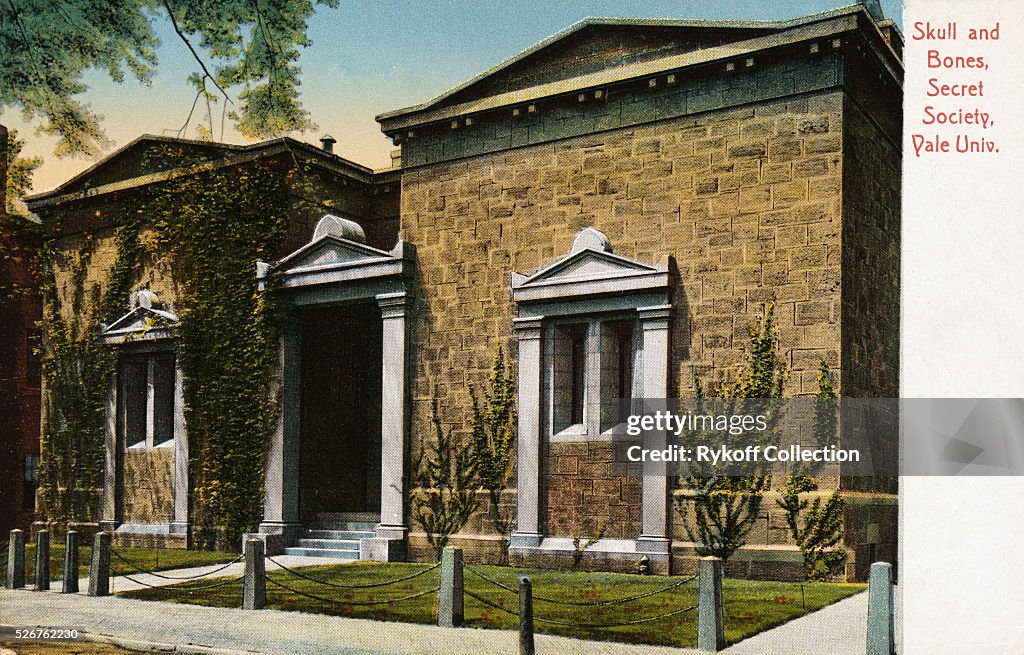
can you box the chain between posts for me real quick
[265,556,440,589]
[464,564,697,607]
[265,575,440,606]
[109,548,243,580]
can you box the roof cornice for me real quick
[378,7,899,136]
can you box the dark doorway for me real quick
[298,303,383,522]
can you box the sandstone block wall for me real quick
[122,449,174,524]
[401,89,847,544]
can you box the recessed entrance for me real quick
[298,303,383,521]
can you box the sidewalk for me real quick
[0,586,694,655]
[1,561,871,655]
[722,590,868,655]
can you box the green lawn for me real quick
[120,561,864,648]
[2,543,237,582]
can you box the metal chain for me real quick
[464,588,520,617]
[265,574,439,606]
[265,556,440,589]
[120,573,244,592]
[533,603,699,628]
[110,548,243,580]
[464,565,697,607]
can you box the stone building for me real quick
[27,3,900,580]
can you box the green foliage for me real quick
[0,128,43,300]
[3,128,41,218]
[777,360,846,581]
[676,305,785,565]
[411,401,479,561]
[135,150,291,549]
[469,348,516,561]
[1,0,338,156]
[38,222,142,526]
[37,145,300,549]
[570,526,606,570]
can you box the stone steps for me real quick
[282,546,360,559]
[283,515,378,559]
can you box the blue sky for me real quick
[5,0,903,192]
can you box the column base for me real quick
[636,535,671,554]
[509,532,543,548]
[374,524,408,541]
[360,537,406,562]
[256,521,303,555]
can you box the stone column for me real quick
[510,317,543,548]
[637,305,671,554]
[375,292,409,542]
[100,373,119,532]
[259,315,302,550]
[170,359,189,536]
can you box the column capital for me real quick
[376,291,409,318]
[638,304,672,328]
[513,316,544,339]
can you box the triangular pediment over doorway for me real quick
[259,214,414,294]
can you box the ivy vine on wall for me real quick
[40,145,314,549]
[38,214,143,526]
[132,150,295,549]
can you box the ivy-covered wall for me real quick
[30,138,399,549]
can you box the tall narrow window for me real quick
[551,323,587,434]
[570,327,586,426]
[600,320,638,432]
[122,357,148,448]
[152,355,176,445]
[121,353,176,448]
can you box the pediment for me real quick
[274,236,394,274]
[521,249,658,287]
[511,228,669,304]
[101,306,179,341]
[429,21,772,109]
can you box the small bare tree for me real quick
[410,401,478,561]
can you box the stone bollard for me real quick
[34,529,50,591]
[6,529,25,589]
[88,532,111,597]
[437,546,464,627]
[243,538,265,610]
[866,562,895,655]
[62,531,80,593]
[697,556,725,652]
[519,576,534,655]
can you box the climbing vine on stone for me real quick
[135,149,294,549]
[469,348,516,562]
[777,360,847,580]
[676,304,786,566]
[38,214,143,526]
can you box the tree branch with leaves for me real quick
[0,0,337,156]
